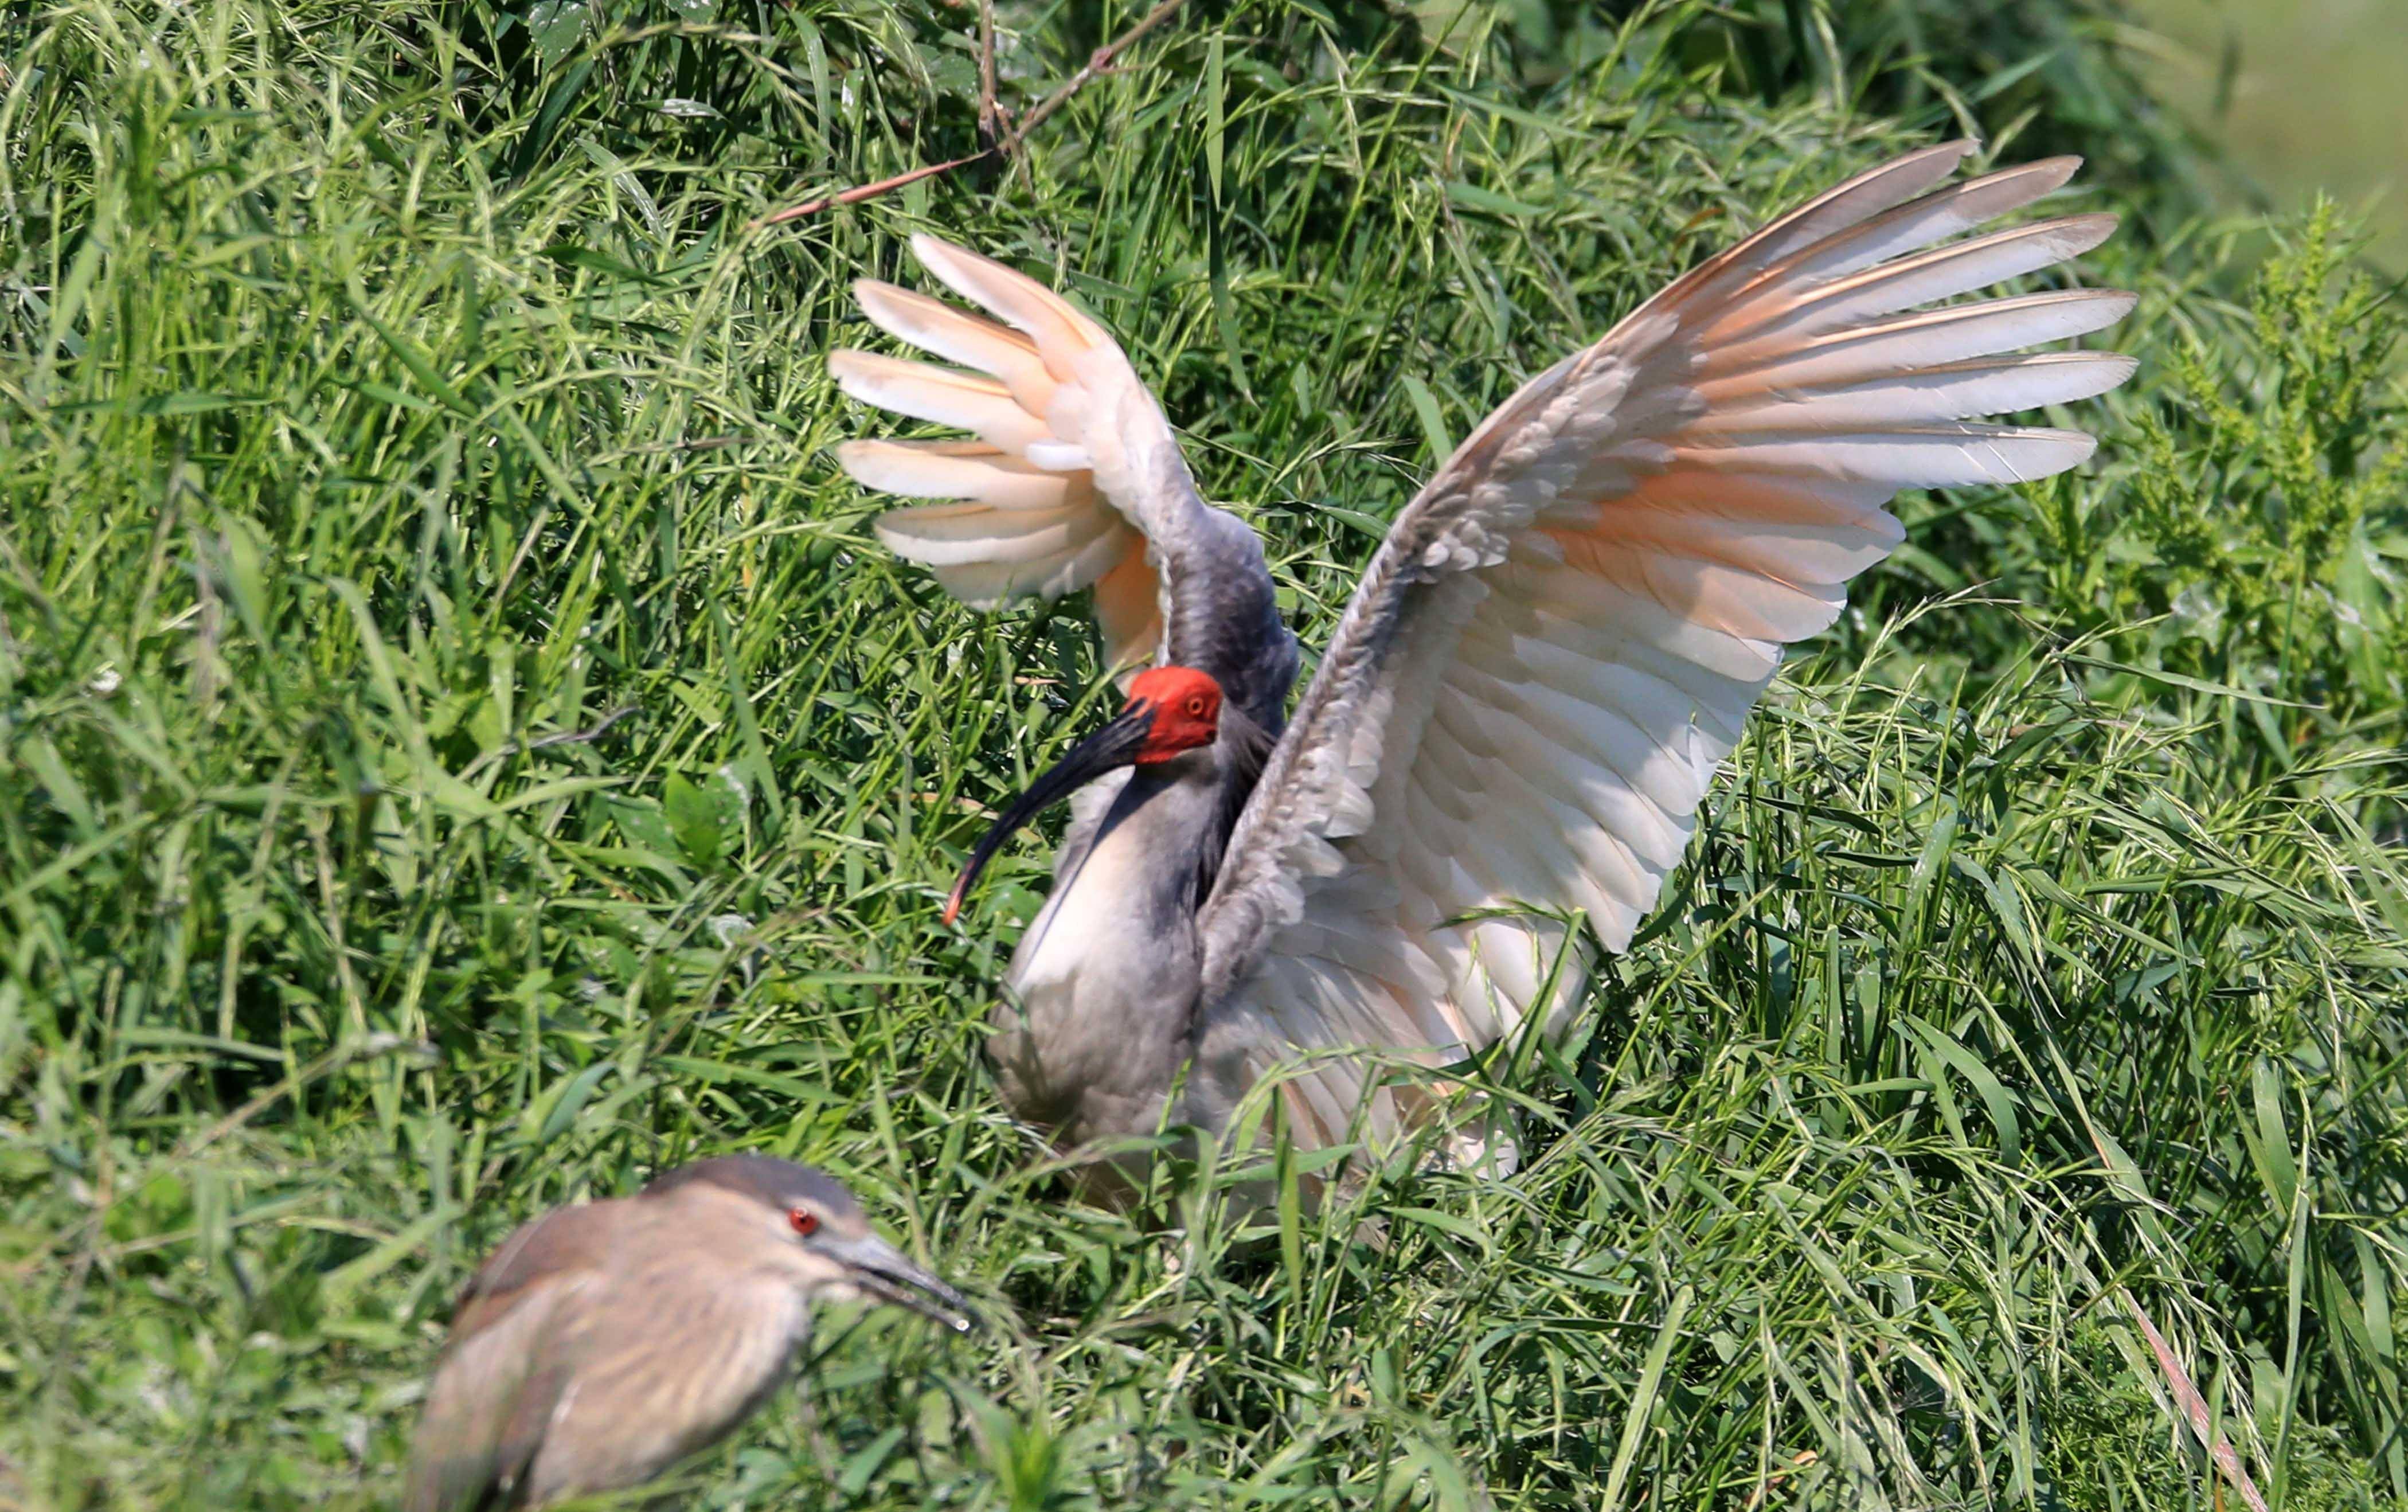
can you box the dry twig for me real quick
[2073,1119,2270,1511]
[977,0,1001,150]
[756,0,1189,227]
[2121,1290,2270,1512]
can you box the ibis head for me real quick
[945,665,1224,925]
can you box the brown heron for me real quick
[830,142,2133,1187]
[404,1155,974,1511]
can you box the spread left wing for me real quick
[833,236,1296,723]
[1189,142,2135,1161]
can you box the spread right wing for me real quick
[1189,143,2134,1160]
[834,236,1297,725]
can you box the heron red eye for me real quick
[1186,697,1206,717]
[788,1208,819,1236]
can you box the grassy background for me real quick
[3,0,2406,1507]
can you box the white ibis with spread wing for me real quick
[830,142,2135,1182]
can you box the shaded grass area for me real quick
[2,0,2405,1506]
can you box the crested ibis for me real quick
[830,142,2135,1182]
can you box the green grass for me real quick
[3,0,2406,1507]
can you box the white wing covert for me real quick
[835,236,1292,718]
[1190,142,2135,1159]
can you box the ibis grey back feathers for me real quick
[1163,497,1299,732]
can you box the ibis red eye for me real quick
[1186,696,1206,717]
[788,1208,819,1236]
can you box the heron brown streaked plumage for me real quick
[404,1155,974,1511]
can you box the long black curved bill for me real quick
[943,704,1155,925]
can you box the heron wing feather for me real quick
[405,1215,608,1512]
[1191,143,2134,1160]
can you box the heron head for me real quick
[943,666,1224,924]
[646,1156,976,1332]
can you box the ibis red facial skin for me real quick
[836,143,2137,1185]
[404,1157,974,1512]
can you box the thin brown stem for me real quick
[977,0,1000,151]
[756,0,1191,226]
[756,153,988,226]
